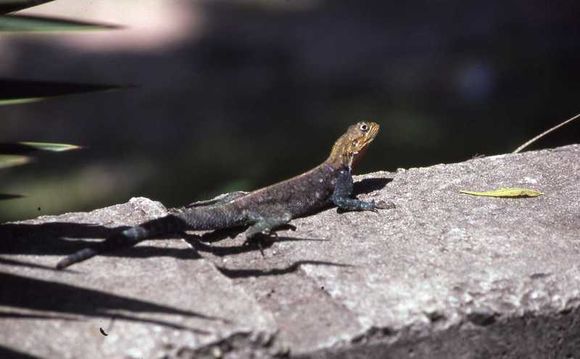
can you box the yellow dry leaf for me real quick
[460,187,543,198]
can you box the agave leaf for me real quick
[0,97,43,106]
[0,0,54,15]
[0,142,81,155]
[0,79,125,107]
[20,141,82,152]
[0,155,31,169]
[0,14,120,32]
[460,187,543,198]
[0,193,24,200]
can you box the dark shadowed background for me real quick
[0,0,579,221]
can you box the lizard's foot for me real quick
[242,234,269,256]
[334,197,394,213]
[244,212,292,238]
[373,200,395,210]
[285,224,297,231]
[243,211,292,256]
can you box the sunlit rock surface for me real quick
[1,145,579,358]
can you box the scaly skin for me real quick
[56,121,390,269]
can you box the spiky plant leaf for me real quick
[0,193,24,200]
[0,0,54,15]
[0,142,81,155]
[0,98,42,106]
[0,14,119,32]
[0,155,31,169]
[0,79,124,107]
[19,141,82,152]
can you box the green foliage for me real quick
[0,0,117,31]
[0,0,54,15]
[0,0,121,202]
[0,193,24,200]
[0,98,42,106]
[0,79,124,107]
[0,154,30,169]
[0,14,118,32]
[0,141,81,155]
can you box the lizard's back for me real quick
[230,163,339,218]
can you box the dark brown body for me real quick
[169,163,339,230]
[235,164,339,218]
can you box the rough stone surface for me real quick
[1,144,579,358]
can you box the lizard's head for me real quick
[327,121,380,170]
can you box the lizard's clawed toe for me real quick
[374,200,395,210]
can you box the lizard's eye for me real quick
[359,123,369,132]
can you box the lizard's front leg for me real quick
[330,169,393,212]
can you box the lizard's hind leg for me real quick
[243,211,292,255]
[244,211,292,239]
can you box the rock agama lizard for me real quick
[56,121,391,269]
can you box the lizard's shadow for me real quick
[215,260,352,279]
[0,176,392,265]
[353,177,392,196]
[184,228,328,257]
[0,222,200,272]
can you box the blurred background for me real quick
[0,0,579,221]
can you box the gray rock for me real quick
[1,145,579,358]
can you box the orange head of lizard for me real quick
[327,121,380,170]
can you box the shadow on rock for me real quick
[0,309,78,321]
[0,344,37,359]
[0,222,125,255]
[353,177,392,196]
[0,257,65,272]
[215,260,353,279]
[0,222,202,267]
[0,272,223,333]
[185,231,328,257]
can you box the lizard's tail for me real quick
[56,215,186,270]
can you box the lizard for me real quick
[56,121,391,269]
